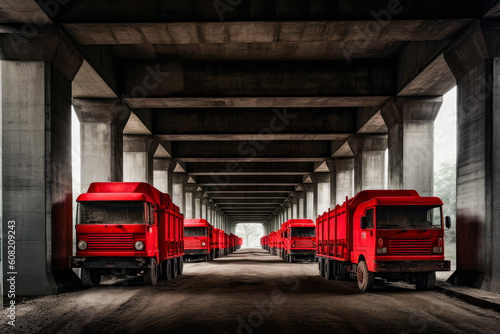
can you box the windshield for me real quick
[291,227,316,237]
[184,227,207,237]
[376,206,442,230]
[77,202,146,225]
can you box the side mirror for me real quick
[445,216,452,229]
[360,216,368,229]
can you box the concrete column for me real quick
[291,196,299,219]
[348,134,388,194]
[201,196,208,220]
[1,61,78,296]
[303,183,317,220]
[184,184,196,219]
[153,158,174,195]
[285,200,292,222]
[73,99,130,193]
[315,173,331,216]
[207,201,214,224]
[296,191,305,218]
[123,135,158,184]
[326,158,354,207]
[444,23,500,292]
[172,173,188,215]
[381,97,442,196]
[194,191,203,218]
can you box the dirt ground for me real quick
[1,248,499,334]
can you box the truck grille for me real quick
[88,234,134,251]
[185,239,204,249]
[389,238,431,255]
[293,239,314,249]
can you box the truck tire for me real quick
[415,271,436,291]
[324,259,334,280]
[288,253,293,263]
[144,258,158,286]
[166,259,173,280]
[178,256,184,275]
[318,258,324,277]
[172,258,179,278]
[357,260,374,292]
[81,268,101,288]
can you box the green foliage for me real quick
[434,159,457,260]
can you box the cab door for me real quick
[358,207,375,253]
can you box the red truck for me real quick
[184,219,214,262]
[212,228,222,258]
[316,190,451,291]
[236,236,243,250]
[279,219,316,262]
[269,231,278,255]
[70,182,184,287]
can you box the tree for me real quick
[235,223,263,247]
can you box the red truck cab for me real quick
[317,190,451,291]
[281,219,316,262]
[71,182,184,287]
[184,219,214,261]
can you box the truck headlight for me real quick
[135,241,145,251]
[77,240,88,251]
[202,242,206,247]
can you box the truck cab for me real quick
[184,219,214,262]
[282,219,316,262]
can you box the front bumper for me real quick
[373,260,451,272]
[184,249,209,256]
[289,250,316,256]
[70,256,153,269]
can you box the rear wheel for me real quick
[81,268,101,288]
[357,260,374,292]
[324,259,334,280]
[318,258,324,277]
[144,258,158,286]
[415,271,436,290]
[166,260,173,280]
[178,256,184,275]
[172,258,179,278]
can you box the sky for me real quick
[434,87,457,169]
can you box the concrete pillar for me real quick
[153,158,174,195]
[123,135,158,184]
[285,200,291,221]
[303,183,317,220]
[73,99,130,193]
[172,174,188,215]
[207,201,214,224]
[184,184,196,219]
[296,191,305,218]
[444,23,500,292]
[201,196,208,220]
[348,134,388,194]
[1,61,79,296]
[381,97,442,196]
[291,196,299,219]
[194,191,203,218]
[315,173,331,216]
[326,158,355,207]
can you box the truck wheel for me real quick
[178,256,184,275]
[144,258,158,286]
[357,261,374,292]
[415,271,436,291]
[325,260,334,280]
[288,253,293,263]
[318,258,324,277]
[166,259,173,280]
[172,258,179,278]
[203,255,208,262]
[81,268,101,288]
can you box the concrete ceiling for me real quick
[3,0,498,223]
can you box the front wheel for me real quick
[144,258,158,286]
[81,268,101,288]
[357,260,374,292]
[415,271,436,291]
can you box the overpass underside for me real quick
[0,0,500,295]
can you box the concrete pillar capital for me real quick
[348,134,388,155]
[73,98,131,129]
[123,135,159,155]
[326,158,354,173]
[380,96,443,128]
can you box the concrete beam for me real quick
[125,96,389,109]
[0,1,52,24]
[153,107,356,138]
[172,141,330,160]
[121,60,395,98]
[195,175,302,186]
